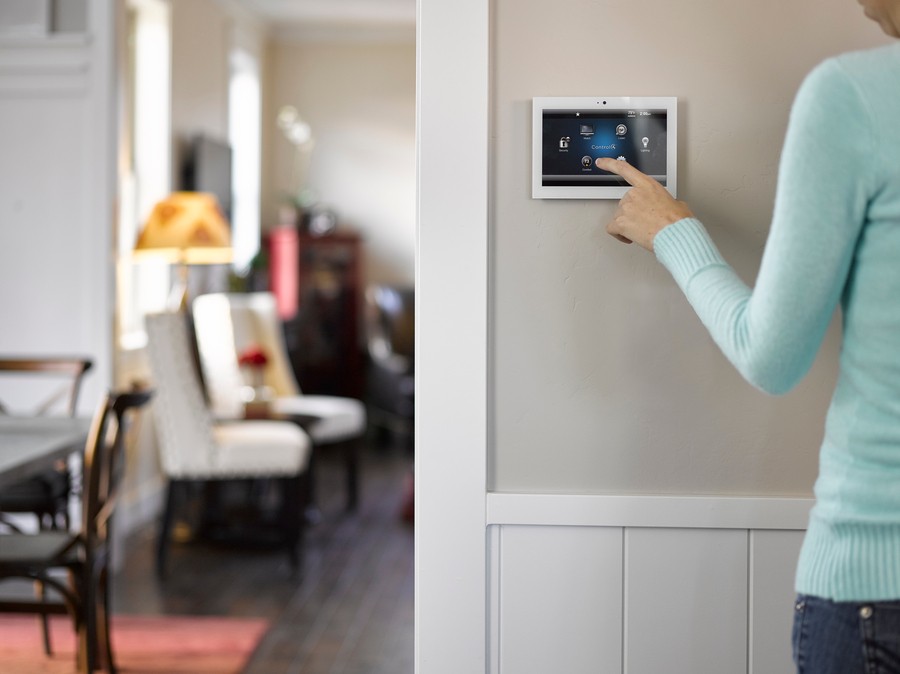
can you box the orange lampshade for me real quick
[134,192,233,264]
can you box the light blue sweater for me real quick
[653,43,900,601]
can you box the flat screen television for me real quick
[181,134,233,222]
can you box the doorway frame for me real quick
[415,0,490,671]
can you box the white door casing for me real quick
[415,0,490,671]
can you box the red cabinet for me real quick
[271,231,364,399]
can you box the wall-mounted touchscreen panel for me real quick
[532,97,677,199]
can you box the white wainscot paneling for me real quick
[496,525,624,674]
[0,26,112,412]
[625,528,748,674]
[487,494,811,674]
[750,530,805,674]
[0,96,88,347]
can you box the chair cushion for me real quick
[272,395,366,444]
[0,531,77,566]
[209,421,311,478]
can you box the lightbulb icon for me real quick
[641,137,649,149]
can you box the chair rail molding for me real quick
[487,492,814,530]
[0,34,91,96]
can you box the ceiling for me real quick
[237,0,415,27]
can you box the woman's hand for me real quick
[595,157,694,251]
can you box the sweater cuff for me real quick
[653,217,726,289]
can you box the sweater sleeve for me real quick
[653,59,876,395]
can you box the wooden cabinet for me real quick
[276,231,365,399]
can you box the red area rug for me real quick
[0,614,269,674]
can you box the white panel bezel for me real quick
[532,96,678,199]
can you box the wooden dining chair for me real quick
[0,358,93,417]
[0,357,93,531]
[0,388,153,673]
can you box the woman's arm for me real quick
[601,59,877,394]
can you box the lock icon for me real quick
[559,136,570,149]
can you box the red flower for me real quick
[238,344,268,368]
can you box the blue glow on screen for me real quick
[542,110,667,186]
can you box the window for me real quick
[117,0,171,349]
[228,45,261,272]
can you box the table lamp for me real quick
[133,192,233,310]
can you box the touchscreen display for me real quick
[541,109,667,187]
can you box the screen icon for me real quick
[579,124,594,136]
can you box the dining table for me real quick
[0,415,91,491]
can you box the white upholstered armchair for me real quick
[192,292,366,511]
[144,312,312,578]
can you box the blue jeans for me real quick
[793,594,900,673]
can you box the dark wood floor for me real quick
[112,436,415,674]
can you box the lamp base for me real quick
[167,262,189,312]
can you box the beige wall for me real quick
[267,39,416,286]
[169,0,231,173]
[490,0,891,495]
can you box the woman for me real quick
[598,2,900,672]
